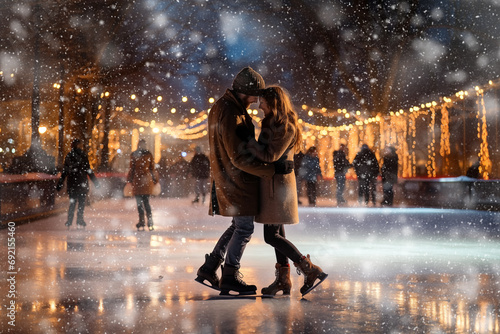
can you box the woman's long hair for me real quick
[261,85,303,153]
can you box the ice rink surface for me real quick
[1,197,499,333]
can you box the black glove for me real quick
[274,160,294,175]
[235,125,253,141]
[56,181,63,191]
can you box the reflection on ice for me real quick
[6,272,499,333]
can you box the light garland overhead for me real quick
[98,77,497,178]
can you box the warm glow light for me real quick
[152,107,158,113]
[157,96,162,101]
[171,108,176,113]
[130,94,136,100]
[38,126,47,134]
[121,78,496,180]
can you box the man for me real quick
[56,139,99,229]
[189,146,210,204]
[381,146,398,206]
[352,144,379,205]
[195,67,293,295]
[333,144,351,205]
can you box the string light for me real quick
[70,77,498,177]
[477,90,492,179]
[427,106,436,177]
[439,103,450,175]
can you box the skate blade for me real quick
[261,294,290,299]
[219,290,256,296]
[302,273,328,297]
[195,277,221,291]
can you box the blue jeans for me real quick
[212,216,254,269]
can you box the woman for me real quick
[127,139,157,231]
[245,86,328,296]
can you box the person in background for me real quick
[189,146,210,204]
[56,138,99,229]
[466,161,480,179]
[195,67,293,296]
[169,152,191,198]
[300,146,323,206]
[157,152,171,197]
[127,139,157,231]
[352,144,379,205]
[381,146,398,206]
[333,144,351,205]
[245,85,328,297]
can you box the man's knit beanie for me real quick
[232,67,265,96]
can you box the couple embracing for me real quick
[195,67,328,296]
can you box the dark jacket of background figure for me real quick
[190,153,210,179]
[352,147,379,181]
[58,148,97,197]
[294,151,305,177]
[300,154,322,182]
[333,149,351,178]
[381,150,399,185]
[127,148,157,196]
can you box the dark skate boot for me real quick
[261,263,291,296]
[219,265,257,296]
[76,220,86,230]
[147,216,154,231]
[136,217,145,231]
[195,253,223,291]
[294,254,328,296]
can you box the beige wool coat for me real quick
[249,118,299,225]
[127,149,157,196]
[208,89,275,217]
